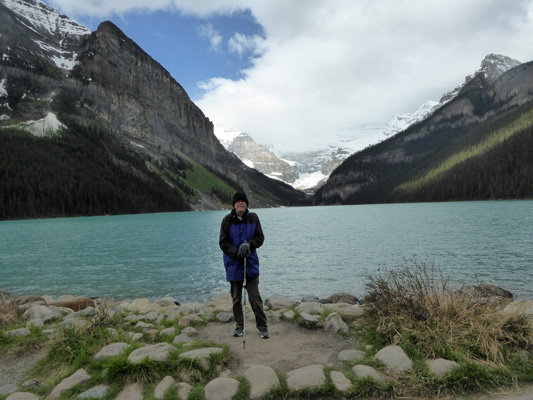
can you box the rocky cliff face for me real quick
[0,0,308,211]
[226,132,299,183]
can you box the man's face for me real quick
[235,200,247,216]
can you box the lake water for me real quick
[1,201,532,303]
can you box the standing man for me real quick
[219,192,270,339]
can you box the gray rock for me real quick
[286,364,325,391]
[338,349,366,362]
[135,321,155,330]
[22,305,59,322]
[178,314,203,327]
[244,365,280,399]
[180,347,224,371]
[296,302,323,314]
[352,365,387,382]
[283,310,295,320]
[159,327,177,337]
[299,312,321,329]
[26,318,43,328]
[324,313,349,334]
[128,343,177,364]
[129,298,162,314]
[154,376,175,399]
[115,383,143,400]
[301,296,319,302]
[93,342,129,359]
[0,384,18,396]
[335,305,365,322]
[375,345,413,373]
[179,302,205,315]
[216,312,234,323]
[131,333,143,341]
[329,292,359,304]
[503,300,533,316]
[204,377,239,400]
[182,327,199,335]
[6,328,30,337]
[48,368,91,399]
[173,333,192,344]
[6,393,39,400]
[155,296,178,307]
[330,370,352,392]
[265,296,299,310]
[56,295,76,302]
[176,382,193,400]
[78,385,109,399]
[426,358,459,377]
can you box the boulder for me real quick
[178,314,203,327]
[176,382,193,400]
[329,292,359,304]
[296,302,323,315]
[244,365,280,399]
[265,296,299,310]
[375,345,413,373]
[286,364,325,391]
[352,365,387,382]
[0,384,18,396]
[179,302,205,315]
[115,383,143,400]
[338,349,366,362]
[78,385,109,399]
[155,296,179,307]
[93,342,129,359]
[48,368,91,399]
[204,377,239,400]
[330,370,352,392]
[128,343,177,364]
[6,393,39,400]
[50,297,96,311]
[159,327,177,337]
[154,376,175,399]
[298,312,321,329]
[180,347,224,371]
[216,312,234,323]
[129,298,162,314]
[6,328,30,337]
[324,313,349,334]
[426,358,459,378]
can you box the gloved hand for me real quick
[238,241,251,258]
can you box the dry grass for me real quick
[0,289,22,329]
[363,257,533,365]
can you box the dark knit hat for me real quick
[232,192,249,207]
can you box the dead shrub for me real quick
[363,257,533,365]
[0,290,23,329]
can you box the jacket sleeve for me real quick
[219,215,238,258]
[248,213,264,250]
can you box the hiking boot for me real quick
[260,329,270,339]
[233,327,243,337]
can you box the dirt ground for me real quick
[197,319,357,376]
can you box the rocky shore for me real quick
[1,291,532,400]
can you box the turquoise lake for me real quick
[1,201,532,302]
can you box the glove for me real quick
[238,241,251,258]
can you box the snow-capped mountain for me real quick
[215,54,522,193]
[1,0,91,70]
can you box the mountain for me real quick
[216,54,523,193]
[0,0,308,219]
[215,126,352,192]
[314,54,533,205]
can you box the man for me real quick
[219,192,270,339]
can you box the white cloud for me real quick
[197,23,222,51]
[47,0,533,152]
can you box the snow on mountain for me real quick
[383,100,441,137]
[1,0,91,70]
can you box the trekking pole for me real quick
[243,257,247,350]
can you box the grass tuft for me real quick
[362,257,533,365]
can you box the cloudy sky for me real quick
[47,0,533,153]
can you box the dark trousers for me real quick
[230,277,268,331]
